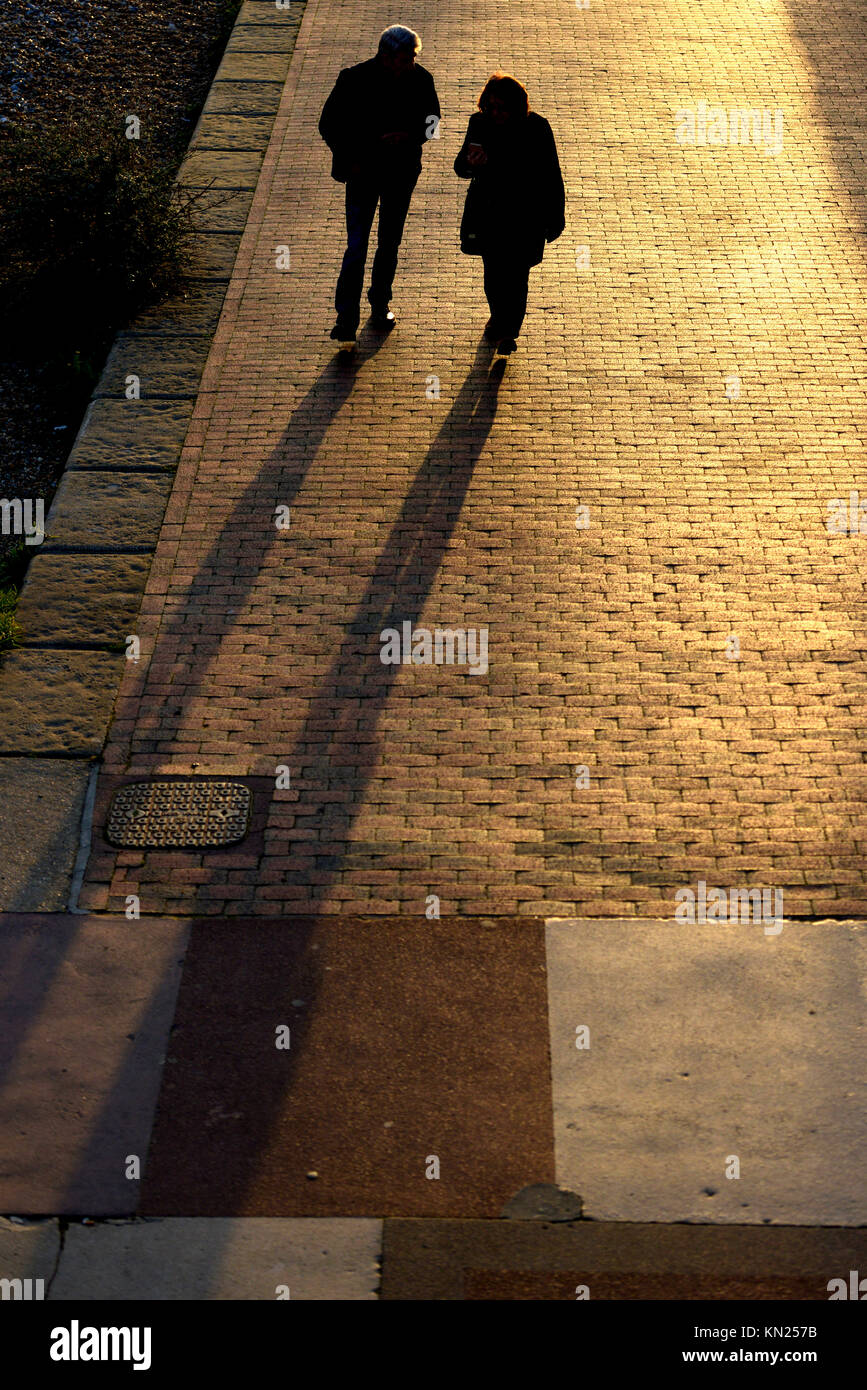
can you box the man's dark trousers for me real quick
[335,169,419,331]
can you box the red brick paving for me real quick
[83,0,867,917]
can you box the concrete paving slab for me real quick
[49,1218,381,1300]
[41,471,173,552]
[184,233,243,280]
[236,0,304,25]
[67,400,193,471]
[545,919,867,1225]
[16,554,150,647]
[188,187,257,234]
[95,336,211,399]
[179,149,265,190]
[0,1217,61,1294]
[0,916,190,1215]
[210,53,290,84]
[0,651,124,754]
[193,115,280,151]
[0,760,91,910]
[225,26,302,55]
[140,918,553,1216]
[381,1218,867,1300]
[202,81,285,117]
[132,281,228,335]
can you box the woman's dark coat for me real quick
[454,109,565,266]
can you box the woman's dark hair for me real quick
[478,73,530,118]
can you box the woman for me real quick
[454,74,565,355]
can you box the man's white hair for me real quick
[378,24,421,56]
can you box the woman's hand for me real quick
[466,142,488,168]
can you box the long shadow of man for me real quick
[276,341,504,908]
[138,344,504,1216]
[107,339,388,760]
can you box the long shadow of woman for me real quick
[275,339,505,906]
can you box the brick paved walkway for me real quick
[82,0,867,918]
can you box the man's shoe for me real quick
[330,319,356,343]
[369,307,396,330]
[495,337,518,356]
[483,318,500,343]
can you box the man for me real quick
[319,25,441,345]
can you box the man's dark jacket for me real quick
[319,57,441,183]
[454,110,565,266]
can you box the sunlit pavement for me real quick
[2,0,867,1297]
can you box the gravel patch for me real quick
[0,0,245,565]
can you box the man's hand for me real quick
[466,142,487,168]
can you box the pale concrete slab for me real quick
[0,917,190,1214]
[0,651,124,754]
[16,555,150,648]
[545,919,867,1225]
[67,399,193,471]
[179,149,264,189]
[202,81,284,118]
[41,471,173,551]
[208,53,290,84]
[236,0,303,25]
[50,1219,382,1300]
[225,26,301,55]
[192,115,278,152]
[185,234,242,280]
[132,281,228,335]
[96,335,211,399]
[0,761,90,910]
[189,187,256,234]
[0,1218,61,1294]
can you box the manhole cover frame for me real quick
[105,778,254,850]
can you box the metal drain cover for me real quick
[106,781,252,849]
